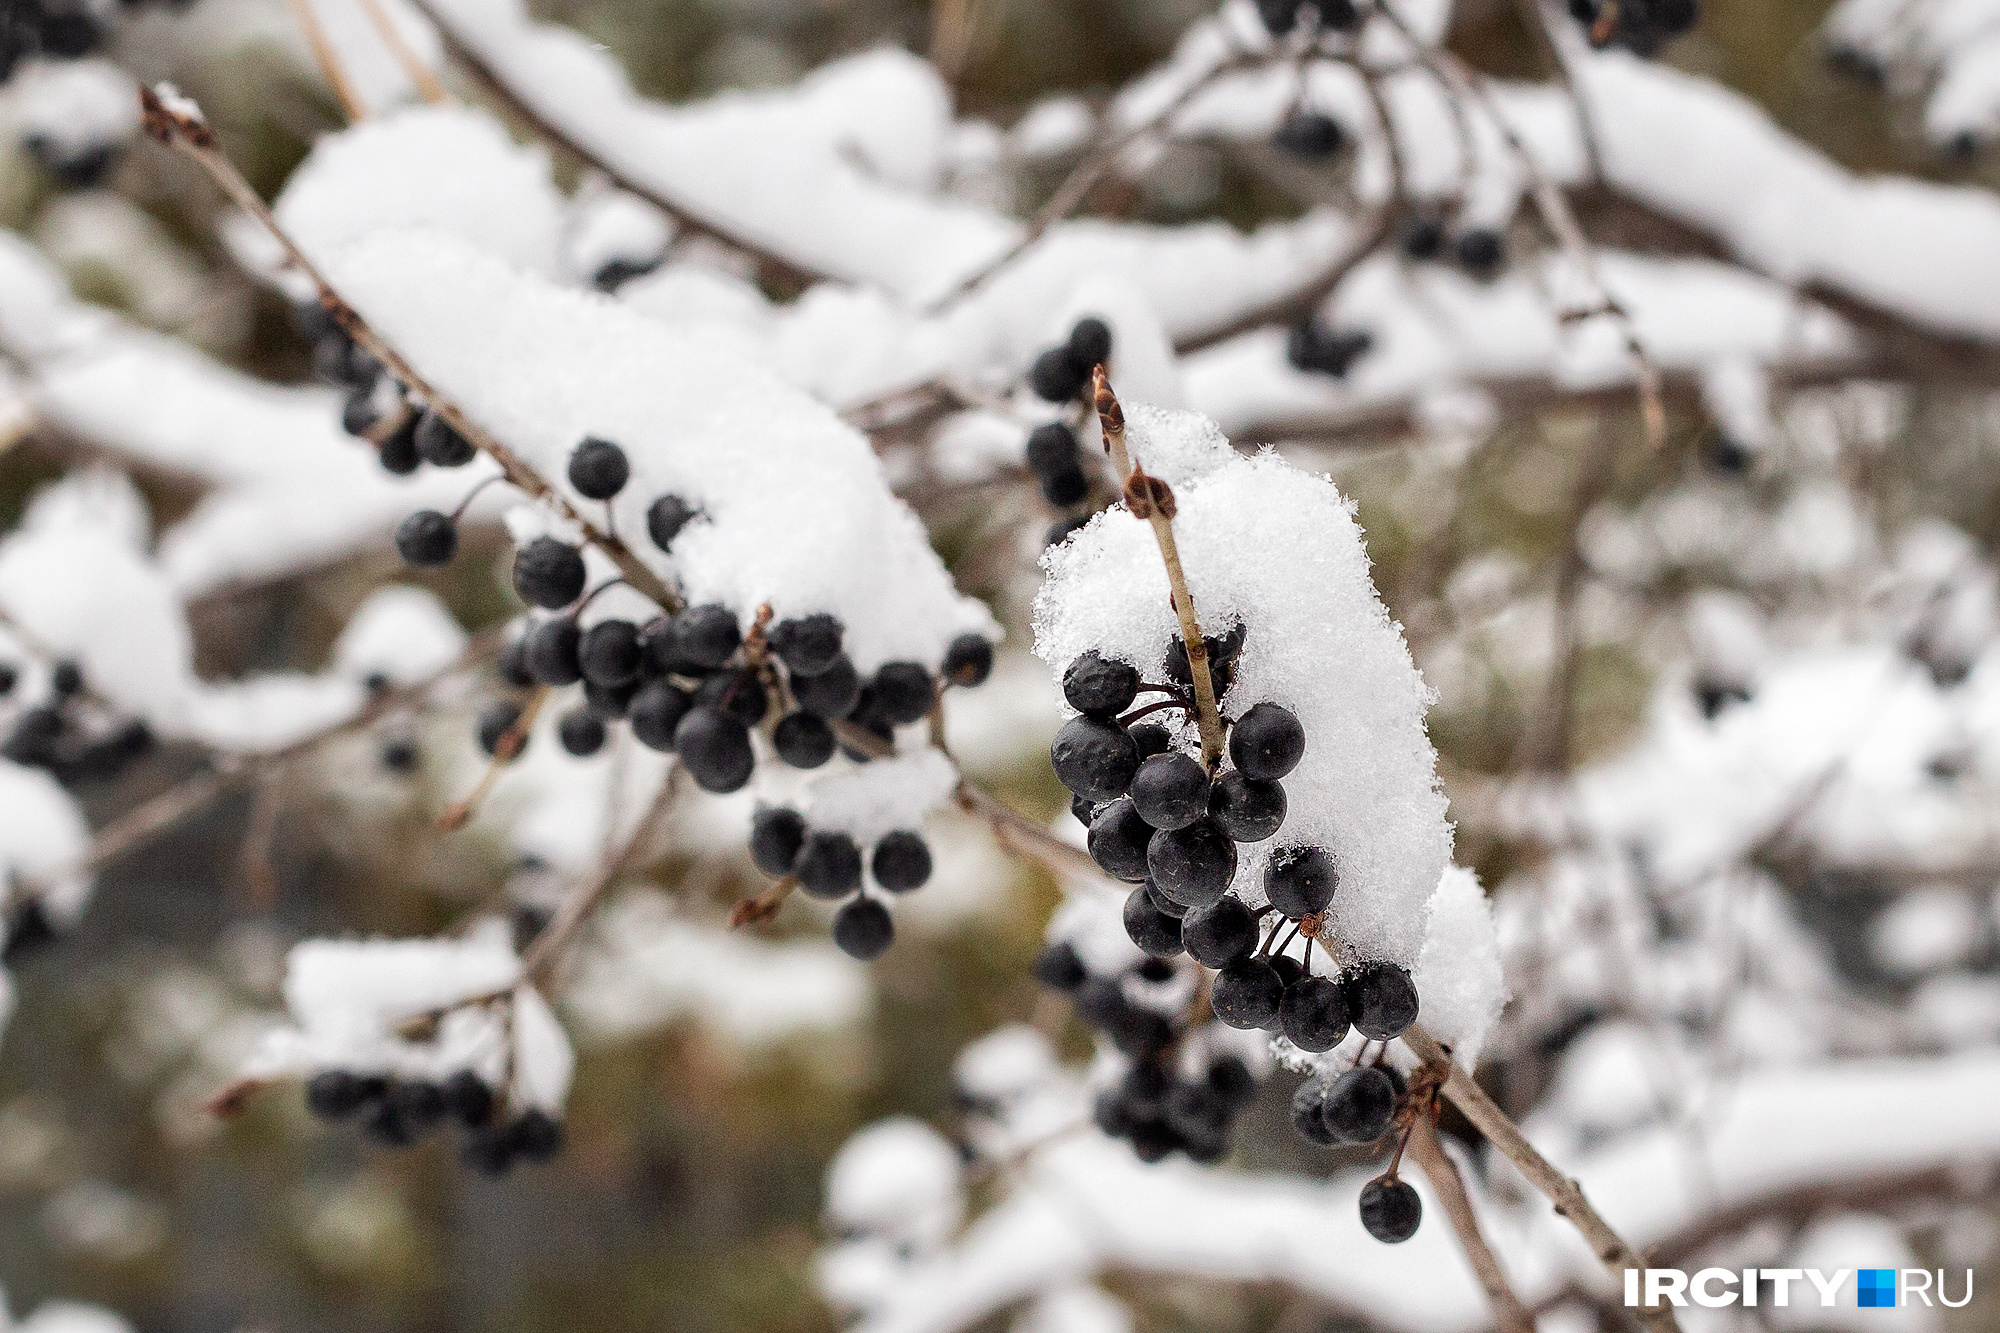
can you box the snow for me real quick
[1034,404,1454,967]
[802,748,959,846]
[1411,866,1507,1065]
[3,59,139,158]
[330,586,468,686]
[824,1117,965,1249]
[0,762,91,926]
[328,230,999,671]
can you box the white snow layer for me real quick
[1033,404,1454,967]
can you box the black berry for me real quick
[796,830,863,898]
[525,617,583,686]
[773,710,835,768]
[395,510,458,567]
[1180,896,1258,968]
[1279,975,1350,1051]
[1063,651,1140,718]
[567,436,629,499]
[670,605,741,669]
[580,619,643,687]
[1086,799,1153,882]
[1321,1065,1396,1142]
[646,494,698,551]
[1123,886,1184,959]
[1291,1077,1342,1146]
[1274,110,1344,158]
[1051,715,1140,802]
[441,1070,494,1127]
[1029,346,1090,403]
[1230,702,1305,780]
[1039,466,1089,507]
[512,538,587,609]
[791,654,861,718]
[1212,958,1284,1029]
[871,831,933,892]
[750,808,807,876]
[1129,752,1210,831]
[673,707,754,792]
[1068,317,1113,368]
[1032,941,1087,991]
[477,700,525,760]
[1025,422,1081,477]
[1454,228,1505,279]
[378,416,421,474]
[558,707,605,756]
[1265,846,1337,917]
[1209,771,1286,842]
[833,897,895,960]
[696,667,769,726]
[770,614,844,677]
[1359,1175,1422,1243]
[1145,818,1237,908]
[1345,962,1419,1039]
[305,1070,380,1121]
[871,662,935,724]
[414,409,475,467]
[942,634,995,687]
[628,681,692,751]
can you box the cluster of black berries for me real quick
[1028,317,1113,405]
[1398,213,1508,280]
[1567,0,1697,57]
[1032,942,1261,1162]
[1293,1062,1423,1240]
[1,0,105,81]
[0,658,154,787]
[749,809,934,960]
[304,1067,562,1176]
[1286,320,1373,378]
[1256,0,1361,37]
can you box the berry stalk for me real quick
[1091,367,1226,768]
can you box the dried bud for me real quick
[1125,471,1176,519]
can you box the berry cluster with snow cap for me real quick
[1033,392,1483,1240]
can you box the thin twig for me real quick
[1092,368,1226,766]
[520,771,679,982]
[240,766,285,908]
[438,685,548,831]
[925,50,1257,314]
[138,87,683,614]
[355,0,451,105]
[1406,1117,1538,1333]
[286,0,368,121]
[1513,0,1606,183]
[1405,1024,1682,1333]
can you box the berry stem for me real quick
[138,87,686,617]
[1091,366,1226,768]
[439,685,550,831]
[1406,1024,1681,1333]
[1404,1117,1537,1333]
[520,774,679,980]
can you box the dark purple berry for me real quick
[833,897,895,960]
[750,808,807,876]
[525,618,582,687]
[1345,962,1419,1039]
[942,634,995,687]
[1209,771,1286,842]
[441,1070,494,1127]
[1230,702,1305,780]
[769,614,844,677]
[1068,316,1113,368]
[1051,715,1140,802]
[414,409,475,467]
[395,510,457,567]
[1454,228,1505,279]
[512,537,587,609]
[305,1070,380,1121]
[1032,941,1087,991]
[1129,752,1210,831]
[773,710,835,768]
[646,494,698,551]
[696,667,769,726]
[378,416,421,474]
[1063,651,1139,718]
[1212,958,1284,1029]
[791,654,861,718]
[567,436,629,499]
[796,830,863,898]
[673,707,754,792]
[1146,818,1237,908]
[1123,886,1184,959]
[1291,1077,1342,1146]
[1029,346,1090,402]
[1274,110,1344,158]
[477,700,526,761]
[871,831,932,892]
[1322,1066,1396,1142]
[1279,976,1350,1051]
[1128,723,1171,761]
[1039,466,1089,507]
[871,662,935,724]
[557,707,605,756]
[1265,846,1337,917]
[628,681,692,751]
[1401,215,1445,261]
[1025,422,1081,476]
[579,619,643,687]
[1360,1175,1422,1242]
[1087,799,1153,882]
[1180,896,1258,968]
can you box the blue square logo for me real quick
[1859,1270,1898,1308]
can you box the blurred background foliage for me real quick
[0,1,1985,1331]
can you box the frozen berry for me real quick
[1123,886,1184,959]
[696,668,769,727]
[1146,819,1237,908]
[1209,771,1286,842]
[441,1070,494,1128]
[1129,752,1210,831]
[871,662,935,724]
[1321,1066,1396,1142]
[526,618,583,686]
[792,654,861,718]
[1087,799,1153,882]
[1230,702,1305,780]
[1063,652,1139,718]
[646,494,698,551]
[870,830,933,892]
[1212,958,1284,1029]
[379,737,419,774]
[512,537,587,609]
[671,605,741,670]
[567,436,629,499]
[1180,896,1258,968]
[1274,110,1344,158]
[1039,466,1089,507]
[1025,422,1081,476]
[415,409,475,467]
[1128,722,1171,761]
[797,830,863,898]
[1360,1175,1422,1243]
[1454,228,1505,279]
[1032,941,1087,991]
[750,808,807,876]
[1051,715,1140,802]
[580,619,643,687]
[942,634,995,687]
[1279,976,1350,1051]
[1291,1077,1342,1146]
[477,700,526,760]
[833,897,895,960]
[770,614,844,677]
[1318,0,1363,30]
[50,660,83,697]
[395,510,457,567]
[555,707,603,757]
[1345,962,1419,1039]
[1069,316,1113,368]
[673,707,754,792]
[1265,846,1336,917]
[1029,346,1090,402]
[628,681,692,751]
[773,710,835,768]
[1145,881,1188,918]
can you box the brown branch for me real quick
[1514,0,1606,184]
[519,771,679,981]
[438,684,548,831]
[355,0,451,105]
[1092,368,1226,766]
[1405,1024,1681,1333]
[1407,1117,1537,1333]
[138,85,684,616]
[402,0,823,295]
[286,0,368,121]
